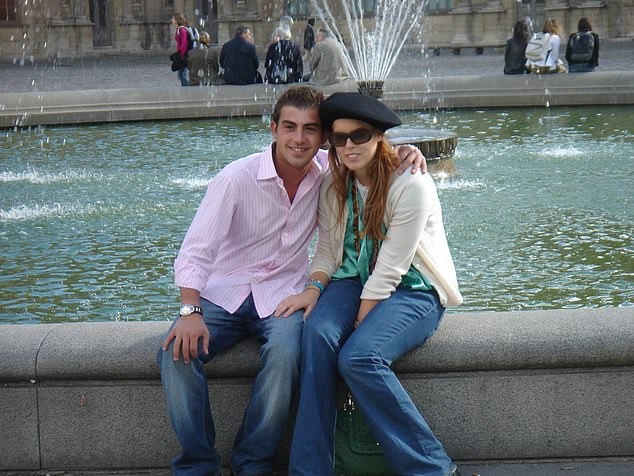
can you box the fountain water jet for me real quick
[312,0,456,162]
[311,0,426,96]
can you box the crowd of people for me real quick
[173,13,601,87]
[505,16,599,75]
[170,13,349,87]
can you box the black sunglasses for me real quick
[329,128,375,147]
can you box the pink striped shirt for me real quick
[174,144,329,318]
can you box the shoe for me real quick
[447,463,462,476]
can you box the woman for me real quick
[566,17,599,73]
[188,31,221,86]
[528,17,565,73]
[171,13,190,86]
[277,93,462,476]
[504,20,530,74]
[264,27,303,84]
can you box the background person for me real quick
[306,29,344,85]
[303,17,316,57]
[566,17,599,72]
[277,92,462,476]
[171,12,190,86]
[264,27,303,84]
[220,25,261,85]
[504,20,530,74]
[188,31,221,86]
[527,18,565,74]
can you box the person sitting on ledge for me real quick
[188,31,222,86]
[566,17,599,73]
[504,19,531,74]
[220,25,262,85]
[278,92,462,476]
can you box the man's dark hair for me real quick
[235,25,250,37]
[308,18,315,26]
[271,87,324,125]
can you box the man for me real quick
[307,29,345,85]
[159,86,425,476]
[220,25,261,85]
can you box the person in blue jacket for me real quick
[220,25,262,85]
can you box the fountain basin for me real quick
[386,126,457,161]
[357,80,385,98]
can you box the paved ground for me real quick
[1,39,633,93]
[3,458,634,475]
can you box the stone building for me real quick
[0,1,631,62]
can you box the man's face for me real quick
[271,106,325,171]
[241,29,253,43]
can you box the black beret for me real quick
[320,92,402,132]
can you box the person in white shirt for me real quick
[527,17,565,74]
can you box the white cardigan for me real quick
[310,171,463,307]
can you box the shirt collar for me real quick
[258,142,327,181]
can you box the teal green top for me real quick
[332,179,432,291]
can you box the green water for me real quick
[1,106,632,323]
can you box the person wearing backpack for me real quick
[566,17,599,73]
[171,13,191,86]
[526,18,565,74]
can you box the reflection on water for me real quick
[1,107,633,323]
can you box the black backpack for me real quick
[569,32,594,62]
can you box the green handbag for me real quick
[334,391,395,476]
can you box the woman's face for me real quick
[330,118,380,183]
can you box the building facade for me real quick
[0,1,631,61]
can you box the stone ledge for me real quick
[1,72,633,128]
[1,307,632,472]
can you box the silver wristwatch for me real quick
[179,304,203,317]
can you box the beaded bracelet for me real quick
[304,279,325,295]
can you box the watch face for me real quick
[180,304,194,316]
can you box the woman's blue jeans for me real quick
[569,63,596,72]
[177,66,189,86]
[289,278,454,476]
[158,295,303,476]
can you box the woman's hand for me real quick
[275,288,320,320]
[354,299,379,328]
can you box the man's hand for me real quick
[162,315,209,364]
[395,144,427,175]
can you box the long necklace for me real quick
[350,176,379,274]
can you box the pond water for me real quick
[1,106,633,324]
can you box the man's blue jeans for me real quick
[159,295,303,476]
[289,278,454,476]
